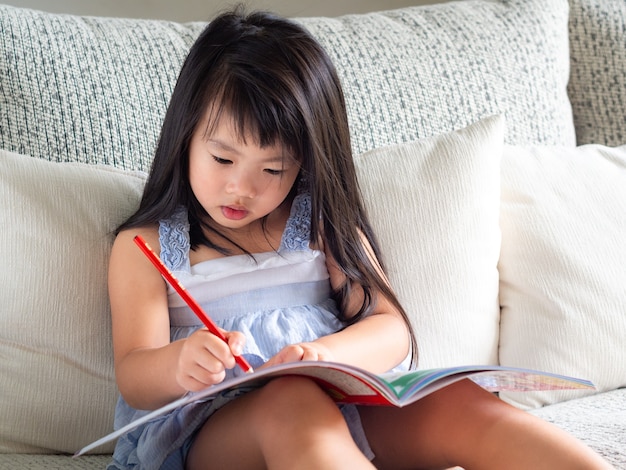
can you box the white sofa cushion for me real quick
[0,0,573,172]
[0,115,503,454]
[355,115,504,368]
[498,143,626,409]
[568,0,626,146]
[0,151,145,454]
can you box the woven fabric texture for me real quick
[0,0,573,172]
[567,0,626,146]
[301,0,574,154]
[0,7,205,170]
[530,388,626,468]
[0,454,110,469]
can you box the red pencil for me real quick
[133,235,254,374]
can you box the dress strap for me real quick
[158,206,191,272]
[280,193,313,252]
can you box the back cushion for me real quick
[0,0,573,172]
[567,0,626,146]
[302,0,574,154]
[0,6,205,170]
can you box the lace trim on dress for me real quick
[159,206,191,272]
[280,193,312,252]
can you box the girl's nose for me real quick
[226,171,257,198]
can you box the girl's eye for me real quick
[213,156,232,165]
[264,168,283,176]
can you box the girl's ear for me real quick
[296,172,307,193]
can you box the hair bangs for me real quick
[200,66,301,163]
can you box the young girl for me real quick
[107,7,613,470]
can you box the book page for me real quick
[470,370,594,392]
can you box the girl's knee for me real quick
[255,376,338,419]
[249,376,348,444]
[431,378,506,411]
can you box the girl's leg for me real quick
[359,379,613,470]
[186,376,374,470]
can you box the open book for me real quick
[76,361,593,456]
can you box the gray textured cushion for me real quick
[530,388,626,468]
[301,0,575,154]
[0,0,574,172]
[0,454,110,469]
[568,0,626,146]
[0,6,205,170]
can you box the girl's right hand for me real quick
[175,328,246,392]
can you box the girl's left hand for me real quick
[263,342,334,368]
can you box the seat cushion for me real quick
[530,389,626,468]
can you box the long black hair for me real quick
[118,6,417,365]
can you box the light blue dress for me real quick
[108,193,374,469]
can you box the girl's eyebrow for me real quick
[206,138,239,154]
[207,138,291,164]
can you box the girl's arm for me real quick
[109,228,242,410]
[267,232,411,373]
[317,232,410,372]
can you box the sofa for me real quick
[0,0,624,468]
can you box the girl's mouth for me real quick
[221,205,249,221]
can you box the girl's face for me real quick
[188,111,300,233]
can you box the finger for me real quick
[176,354,226,391]
[300,345,319,362]
[270,344,304,365]
[187,330,236,370]
[179,367,226,392]
[224,330,246,356]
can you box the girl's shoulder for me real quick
[114,225,160,255]
[109,225,161,286]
